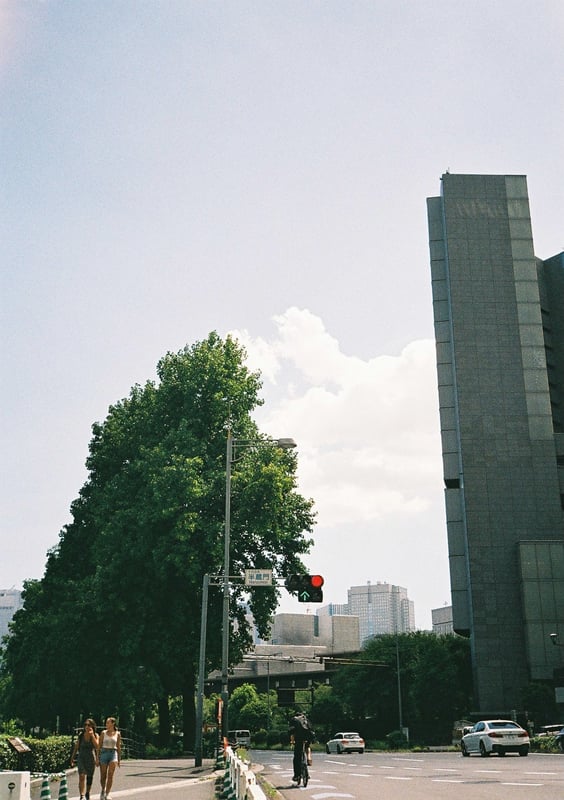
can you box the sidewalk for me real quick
[30,758,219,800]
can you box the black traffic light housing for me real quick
[285,574,324,603]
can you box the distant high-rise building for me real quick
[0,589,23,641]
[317,602,348,617]
[427,173,564,713]
[346,582,415,645]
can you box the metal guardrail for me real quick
[72,728,146,760]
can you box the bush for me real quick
[530,735,561,754]
[386,730,408,750]
[252,729,267,747]
[0,735,72,773]
[145,740,184,759]
[266,729,283,748]
[202,730,218,758]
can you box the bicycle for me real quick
[299,741,310,787]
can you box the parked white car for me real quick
[461,719,529,757]
[325,732,365,754]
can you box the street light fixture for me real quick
[221,428,296,740]
[550,633,564,647]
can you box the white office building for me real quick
[0,589,23,642]
[346,582,415,644]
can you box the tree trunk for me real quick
[157,695,170,747]
[183,668,196,751]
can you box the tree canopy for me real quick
[1,333,316,745]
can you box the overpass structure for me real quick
[205,645,388,705]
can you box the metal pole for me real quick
[221,429,233,740]
[396,634,403,731]
[195,573,210,766]
[267,659,271,732]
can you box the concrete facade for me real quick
[431,604,454,635]
[427,173,564,712]
[269,612,360,652]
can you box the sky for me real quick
[1,1,563,631]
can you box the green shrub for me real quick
[530,735,560,754]
[145,740,184,759]
[253,729,267,747]
[366,739,388,751]
[0,735,72,773]
[266,729,282,748]
[386,730,408,750]
[0,738,20,771]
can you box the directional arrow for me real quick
[299,590,311,601]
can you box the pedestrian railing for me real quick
[222,745,266,800]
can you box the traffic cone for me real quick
[58,774,68,800]
[215,747,225,770]
[40,777,51,800]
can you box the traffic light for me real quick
[285,574,324,603]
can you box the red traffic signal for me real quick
[285,574,324,603]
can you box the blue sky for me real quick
[1,1,563,628]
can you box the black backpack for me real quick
[292,714,315,741]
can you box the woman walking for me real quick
[98,717,121,800]
[70,719,99,800]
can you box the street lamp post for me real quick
[395,634,403,732]
[220,428,234,741]
[220,429,296,740]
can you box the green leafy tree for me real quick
[1,334,315,745]
[520,682,559,727]
[309,684,346,742]
[330,633,472,744]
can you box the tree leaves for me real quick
[1,333,315,745]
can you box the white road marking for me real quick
[385,776,412,780]
[103,779,208,796]
[502,783,543,787]
[304,784,337,789]
[310,794,354,799]
[391,757,424,762]
[432,779,464,783]
[525,771,557,775]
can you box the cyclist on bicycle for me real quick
[289,710,314,783]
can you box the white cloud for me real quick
[231,307,443,529]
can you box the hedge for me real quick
[0,735,72,773]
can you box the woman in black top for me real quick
[71,719,99,800]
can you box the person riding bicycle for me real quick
[289,710,315,783]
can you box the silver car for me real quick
[325,732,365,754]
[461,719,529,757]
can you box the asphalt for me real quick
[29,758,219,800]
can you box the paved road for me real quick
[254,748,564,800]
[31,758,218,800]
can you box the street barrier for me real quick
[57,774,67,800]
[0,771,31,800]
[223,746,266,800]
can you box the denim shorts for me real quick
[99,748,117,765]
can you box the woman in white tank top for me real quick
[98,717,121,800]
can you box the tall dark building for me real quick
[427,173,564,713]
